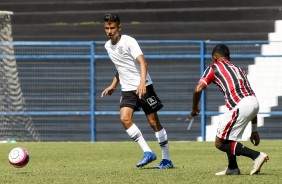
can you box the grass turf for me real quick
[0,140,280,184]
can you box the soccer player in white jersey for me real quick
[101,14,173,169]
[190,44,269,175]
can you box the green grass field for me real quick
[0,140,281,184]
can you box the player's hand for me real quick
[136,83,146,99]
[101,86,116,97]
[250,131,260,146]
[190,109,200,118]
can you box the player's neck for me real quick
[217,57,229,62]
[111,34,121,45]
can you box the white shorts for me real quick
[216,96,259,141]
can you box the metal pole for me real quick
[200,41,206,141]
[90,41,95,142]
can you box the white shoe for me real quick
[215,168,240,175]
[250,152,269,175]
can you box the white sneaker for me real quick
[215,168,240,175]
[250,152,269,175]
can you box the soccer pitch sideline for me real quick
[0,140,280,184]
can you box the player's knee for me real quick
[149,119,162,129]
[215,138,222,149]
[120,115,130,124]
[148,119,157,126]
[215,141,222,149]
[149,120,163,132]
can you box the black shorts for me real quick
[120,84,163,115]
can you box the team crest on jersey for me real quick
[147,96,157,107]
[117,46,124,55]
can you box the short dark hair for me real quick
[104,14,120,24]
[212,44,230,59]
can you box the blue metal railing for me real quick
[1,40,282,142]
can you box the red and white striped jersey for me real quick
[198,59,255,110]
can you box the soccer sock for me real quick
[126,123,152,152]
[155,128,170,160]
[219,140,260,160]
[233,142,260,160]
[227,153,238,169]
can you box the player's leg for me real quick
[145,112,173,168]
[121,107,157,167]
[215,96,268,175]
[141,85,173,169]
[215,135,269,175]
[215,151,240,175]
[215,136,248,175]
[119,91,156,167]
[215,136,260,161]
[120,107,150,151]
[227,153,238,170]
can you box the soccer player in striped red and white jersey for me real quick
[190,44,269,175]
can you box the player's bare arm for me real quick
[250,115,260,146]
[101,72,119,97]
[136,55,147,99]
[191,82,206,117]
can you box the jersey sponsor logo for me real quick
[147,96,157,107]
[117,46,124,55]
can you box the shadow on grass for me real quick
[138,166,177,170]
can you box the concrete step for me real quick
[10,7,282,24]
[274,20,282,33]
[12,21,272,41]
[274,20,282,32]
[2,0,282,13]
[270,97,282,111]
[268,32,282,41]
[13,32,269,42]
[12,21,274,35]
[261,44,282,55]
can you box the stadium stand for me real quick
[1,0,282,141]
[0,0,281,41]
[261,97,282,139]
[249,20,282,139]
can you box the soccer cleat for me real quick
[136,151,157,167]
[215,168,240,175]
[155,159,174,169]
[250,152,269,175]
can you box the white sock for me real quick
[126,124,152,152]
[155,128,170,160]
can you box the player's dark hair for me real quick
[212,44,230,59]
[104,14,120,24]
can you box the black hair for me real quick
[212,44,230,59]
[104,14,120,24]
